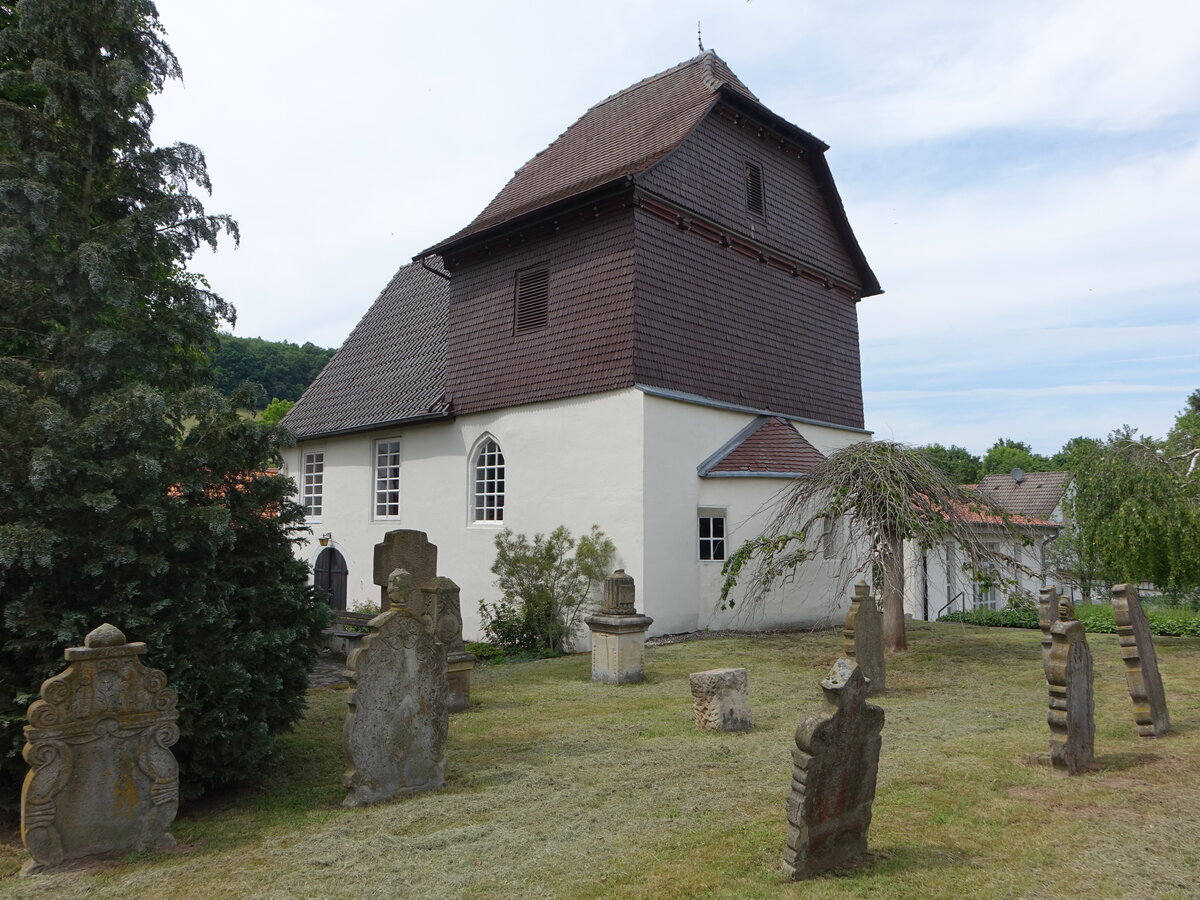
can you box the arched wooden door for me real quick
[314,547,348,611]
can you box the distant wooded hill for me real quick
[210,333,336,407]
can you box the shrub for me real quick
[939,600,1200,636]
[480,525,615,655]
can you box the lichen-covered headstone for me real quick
[783,658,884,880]
[420,576,475,713]
[373,529,438,612]
[842,581,885,694]
[690,668,751,731]
[1112,583,1169,737]
[21,624,179,875]
[343,600,448,806]
[1031,599,1095,775]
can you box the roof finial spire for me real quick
[698,20,704,53]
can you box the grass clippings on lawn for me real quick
[2,621,1199,899]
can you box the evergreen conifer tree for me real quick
[0,0,329,807]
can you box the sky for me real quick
[151,0,1200,457]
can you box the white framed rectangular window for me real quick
[374,438,402,519]
[698,508,727,561]
[974,542,1000,610]
[302,451,324,519]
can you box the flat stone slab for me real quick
[690,668,751,731]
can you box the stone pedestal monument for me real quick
[21,624,180,875]
[374,530,475,711]
[842,581,885,694]
[343,578,448,807]
[783,658,884,880]
[584,569,653,685]
[1112,583,1169,737]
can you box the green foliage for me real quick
[980,438,1053,476]
[481,525,615,655]
[0,1,329,808]
[259,397,295,425]
[919,443,982,483]
[938,602,1200,636]
[1069,420,1200,593]
[209,334,335,408]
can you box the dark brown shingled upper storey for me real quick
[281,260,450,440]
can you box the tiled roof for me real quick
[976,470,1072,520]
[281,260,450,440]
[699,416,826,477]
[426,52,759,252]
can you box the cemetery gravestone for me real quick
[690,668,752,732]
[783,658,884,880]
[343,580,448,806]
[374,529,438,612]
[842,581,885,694]
[21,624,180,875]
[420,576,475,713]
[1030,599,1095,775]
[585,569,654,685]
[1111,583,1169,737]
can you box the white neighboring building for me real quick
[904,470,1071,620]
[280,52,883,641]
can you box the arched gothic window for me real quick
[472,439,505,522]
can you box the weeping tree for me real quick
[720,441,1042,652]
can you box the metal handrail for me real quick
[936,591,966,620]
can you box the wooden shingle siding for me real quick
[637,111,860,286]
[445,210,638,415]
[633,211,864,429]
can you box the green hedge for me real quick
[939,604,1200,636]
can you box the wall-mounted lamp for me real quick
[319,533,332,547]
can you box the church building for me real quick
[281,51,882,640]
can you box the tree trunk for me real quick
[882,526,908,653]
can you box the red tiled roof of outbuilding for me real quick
[701,417,826,477]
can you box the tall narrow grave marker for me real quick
[843,581,885,694]
[1112,583,1169,737]
[1030,599,1095,775]
[783,658,884,880]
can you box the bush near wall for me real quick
[939,604,1200,636]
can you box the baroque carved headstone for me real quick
[21,624,180,875]
[1112,583,1170,737]
[1037,586,1072,672]
[690,668,751,732]
[783,658,884,880]
[373,529,438,612]
[585,570,653,685]
[843,581,885,694]
[343,602,448,806]
[1031,599,1095,775]
[420,576,474,713]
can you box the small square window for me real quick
[698,509,727,561]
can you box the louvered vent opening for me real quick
[745,161,765,215]
[514,267,549,333]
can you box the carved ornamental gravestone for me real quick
[585,569,654,685]
[21,624,179,875]
[842,581,885,694]
[1029,599,1095,775]
[374,529,475,712]
[1037,586,1073,673]
[690,668,752,732]
[783,658,884,880]
[1112,583,1170,737]
[343,572,448,807]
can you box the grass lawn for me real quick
[2,621,1198,898]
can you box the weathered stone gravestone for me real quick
[375,530,475,712]
[690,667,751,731]
[1112,583,1169,737]
[783,658,884,880]
[343,577,448,807]
[842,581,885,694]
[585,569,654,685]
[21,624,179,875]
[1037,585,1073,672]
[1029,599,1095,775]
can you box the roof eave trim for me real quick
[416,177,636,260]
[638,383,872,435]
[702,470,810,479]
[291,410,454,443]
